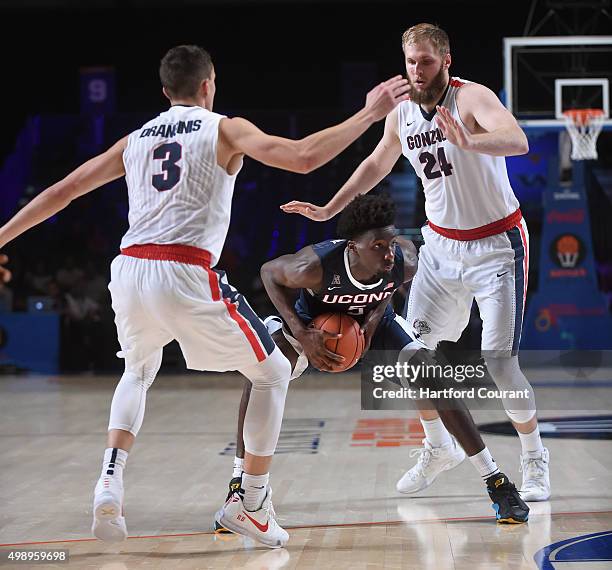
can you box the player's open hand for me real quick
[280,201,331,221]
[0,254,12,283]
[365,75,411,121]
[296,327,345,371]
[436,105,472,150]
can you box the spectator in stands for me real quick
[46,279,67,313]
[56,255,84,291]
[0,280,12,312]
[63,276,102,371]
[83,260,109,304]
[24,259,53,296]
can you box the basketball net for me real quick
[562,108,605,161]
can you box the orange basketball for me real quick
[310,312,366,372]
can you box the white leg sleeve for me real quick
[484,355,537,424]
[108,350,163,436]
[239,347,291,457]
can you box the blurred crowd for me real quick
[1,110,611,373]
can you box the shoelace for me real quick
[520,456,546,481]
[408,444,441,477]
[260,493,277,525]
[490,480,522,507]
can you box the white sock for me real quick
[233,456,244,478]
[518,424,544,456]
[469,447,500,480]
[101,447,128,479]
[420,417,452,448]
[242,473,269,511]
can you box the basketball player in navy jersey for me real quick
[281,23,550,504]
[218,194,529,527]
[0,46,410,548]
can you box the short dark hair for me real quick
[159,45,213,99]
[336,193,397,239]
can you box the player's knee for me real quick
[117,370,149,391]
[246,347,291,390]
[505,408,537,424]
[484,355,516,381]
[484,355,537,422]
[484,355,531,389]
[122,351,162,391]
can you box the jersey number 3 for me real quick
[419,148,453,179]
[152,142,182,191]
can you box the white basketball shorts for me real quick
[405,219,529,355]
[109,244,276,373]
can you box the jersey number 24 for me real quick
[419,148,453,179]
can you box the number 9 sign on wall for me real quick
[80,66,116,115]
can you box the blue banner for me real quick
[522,162,612,349]
[80,66,116,116]
[0,313,59,373]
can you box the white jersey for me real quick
[120,105,239,266]
[397,77,519,230]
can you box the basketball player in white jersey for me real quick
[0,45,410,548]
[281,24,550,503]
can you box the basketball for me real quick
[310,312,365,372]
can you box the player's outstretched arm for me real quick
[219,76,409,175]
[260,248,345,371]
[280,107,404,222]
[0,137,127,249]
[437,83,528,157]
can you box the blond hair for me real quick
[402,23,450,57]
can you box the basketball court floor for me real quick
[1,365,610,569]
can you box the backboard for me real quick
[503,35,612,129]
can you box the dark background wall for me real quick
[2,1,611,372]
[0,0,528,163]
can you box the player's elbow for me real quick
[50,179,80,207]
[260,260,279,284]
[291,140,321,174]
[294,150,317,174]
[513,131,529,155]
[260,261,273,281]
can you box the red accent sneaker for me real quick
[215,486,288,548]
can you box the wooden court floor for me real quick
[1,367,611,569]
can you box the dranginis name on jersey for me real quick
[405,127,446,150]
[140,120,202,138]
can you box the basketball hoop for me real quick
[562,108,605,160]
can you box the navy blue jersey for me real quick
[295,239,405,325]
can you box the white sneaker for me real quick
[396,437,466,494]
[519,447,551,502]
[216,487,288,548]
[92,475,128,542]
